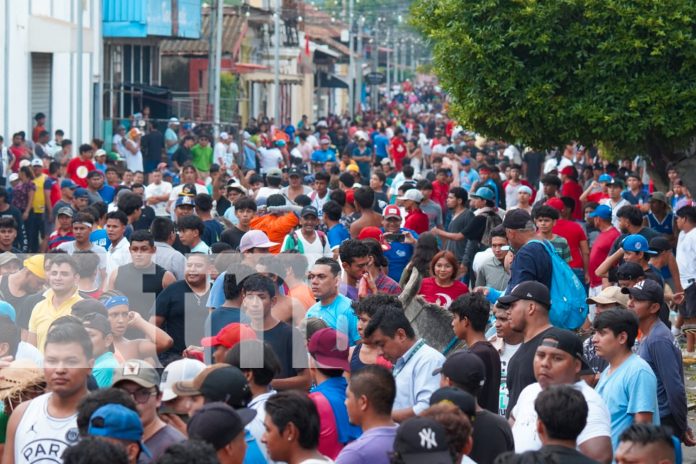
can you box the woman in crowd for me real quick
[418,250,469,309]
[399,232,439,291]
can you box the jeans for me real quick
[26,211,45,253]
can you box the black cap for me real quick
[200,366,253,410]
[87,170,104,179]
[180,183,197,196]
[607,178,625,188]
[301,205,319,218]
[393,417,452,464]
[288,167,304,177]
[616,262,645,280]
[432,351,485,392]
[502,209,534,230]
[82,313,112,335]
[187,402,255,450]
[266,194,286,208]
[430,387,476,420]
[540,328,590,370]
[621,279,664,304]
[649,236,671,253]
[497,281,551,307]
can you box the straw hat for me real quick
[0,360,45,404]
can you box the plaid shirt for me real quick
[373,272,402,296]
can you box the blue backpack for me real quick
[530,240,588,330]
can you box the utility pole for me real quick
[207,3,216,121]
[386,28,391,103]
[213,0,223,137]
[77,0,83,144]
[356,16,364,114]
[371,18,380,112]
[273,0,281,127]
[347,0,354,118]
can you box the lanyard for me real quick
[393,339,425,377]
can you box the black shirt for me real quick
[133,206,156,231]
[506,327,553,417]
[172,146,193,167]
[115,262,168,320]
[0,276,43,330]
[220,226,246,251]
[142,130,165,162]
[216,197,231,217]
[523,151,546,187]
[445,209,474,262]
[470,409,515,464]
[258,321,308,379]
[540,445,600,464]
[469,341,502,414]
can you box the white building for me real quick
[0,0,101,147]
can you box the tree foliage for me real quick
[411,0,696,164]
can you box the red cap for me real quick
[319,136,331,144]
[201,323,257,348]
[383,205,402,219]
[345,189,355,205]
[546,197,565,212]
[561,166,576,176]
[478,166,491,173]
[308,328,350,371]
[358,226,391,251]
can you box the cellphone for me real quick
[384,233,405,243]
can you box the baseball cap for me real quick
[0,253,19,269]
[274,139,286,147]
[649,236,671,254]
[518,185,533,195]
[502,208,534,230]
[432,351,485,392]
[319,136,331,144]
[461,158,471,166]
[187,402,256,450]
[380,158,392,166]
[308,328,350,371]
[429,387,477,420]
[560,166,575,176]
[239,230,278,252]
[288,167,304,177]
[60,179,78,189]
[497,281,551,307]
[358,226,391,251]
[159,358,207,402]
[95,149,107,158]
[173,363,228,397]
[220,132,230,140]
[607,178,625,188]
[621,279,664,304]
[0,301,16,322]
[621,234,656,255]
[588,204,612,220]
[175,196,195,208]
[345,189,355,205]
[301,205,319,218]
[180,183,197,196]
[178,365,253,410]
[586,286,629,307]
[617,262,645,281]
[598,174,613,183]
[87,170,103,178]
[540,328,590,370]
[266,168,282,178]
[74,188,89,199]
[82,313,112,336]
[200,323,257,349]
[18,160,30,169]
[88,404,150,457]
[397,189,424,203]
[56,206,74,218]
[546,197,565,212]
[169,117,180,124]
[226,181,248,195]
[112,359,160,389]
[393,417,452,464]
[470,187,495,202]
[8,173,18,183]
[649,191,668,204]
[382,205,401,220]
[31,159,43,167]
[23,254,45,280]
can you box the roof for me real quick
[160,9,246,57]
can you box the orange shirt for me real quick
[250,213,299,254]
[289,283,316,314]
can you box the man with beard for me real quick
[3,319,93,464]
[0,254,46,333]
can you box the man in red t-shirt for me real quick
[66,143,96,187]
[389,128,407,171]
[560,166,584,220]
[431,169,450,212]
[398,188,429,234]
[586,204,620,291]
[547,197,590,284]
[32,113,47,143]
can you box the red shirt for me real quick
[389,137,407,171]
[562,180,584,220]
[404,208,429,234]
[418,277,469,309]
[588,226,620,286]
[432,180,449,211]
[66,157,96,187]
[552,218,588,270]
[587,191,609,204]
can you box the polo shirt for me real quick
[475,254,510,291]
[191,144,213,172]
[306,294,359,345]
[404,208,429,234]
[28,289,83,352]
[393,339,445,414]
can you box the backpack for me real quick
[287,230,327,253]
[529,239,588,330]
[481,212,503,247]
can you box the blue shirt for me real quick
[206,271,227,310]
[336,426,397,464]
[393,340,445,414]
[90,228,111,250]
[327,223,350,250]
[243,429,266,464]
[311,148,337,164]
[206,306,251,337]
[99,185,115,204]
[92,351,119,388]
[596,354,659,450]
[460,169,480,192]
[243,145,257,170]
[383,228,417,282]
[311,376,362,444]
[622,189,650,206]
[165,128,179,155]
[306,294,359,345]
[373,134,389,159]
[506,241,552,293]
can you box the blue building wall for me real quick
[103,0,201,38]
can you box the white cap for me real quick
[19,160,30,168]
[95,149,107,158]
[169,117,180,124]
[397,189,424,203]
[316,120,328,128]
[8,173,19,182]
[31,159,43,167]
[355,131,369,142]
[159,358,206,402]
[220,132,230,140]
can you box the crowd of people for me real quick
[0,87,694,464]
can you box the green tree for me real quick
[412,0,696,189]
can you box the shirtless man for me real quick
[349,187,383,238]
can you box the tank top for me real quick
[114,262,167,319]
[647,211,674,236]
[14,393,80,464]
[349,343,368,373]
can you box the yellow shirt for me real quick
[28,289,83,352]
[32,174,46,214]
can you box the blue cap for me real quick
[274,139,287,147]
[471,187,496,202]
[175,196,195,207]
[61,179,78,189]
[598,174,613,183]
[622,234,657,255]
[0,302,16,322]
[89,404,151,457]
[74,188,89,199]
[461,158,471,166]
[588,204,612,219]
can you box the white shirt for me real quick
[258,147,283,173]
[125,139,144,172]
[393,340,445,414]
[213,142,233,168]
[600,197,630,229]
[106,237,132,279]
[16,341,44,367]
[248,391,277,463]
[677,228,696,288]
[145,181,173,216]
[281,231,331,269]
[511,380,611,453]
[256,186,282,201]
[472,248,494,274]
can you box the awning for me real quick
[242,72,304,85]
[160,9,246,57]
[316,72,348,89]
[233,63,270,74]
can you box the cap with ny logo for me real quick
[393,416,453,463]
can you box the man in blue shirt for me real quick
[323,200,350,253]
[381,205,418,282]
[311,137,337,165]
[623,280,692,444]
[592,308,659,450]
[373,127,390,162]
[459,159,480,192]
[502,209,551,293]
[306,257,360,345]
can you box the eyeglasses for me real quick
[121,387,157,404]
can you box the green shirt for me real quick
[549,235,572,264]
[93,351,119,388]
[191,144,213,172]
